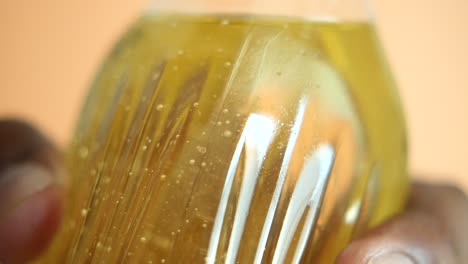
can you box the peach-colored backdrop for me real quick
[0,0,466,190]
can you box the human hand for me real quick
[0,120,64,263]
[337,183,467,263]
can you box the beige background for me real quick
[0,0,466,190]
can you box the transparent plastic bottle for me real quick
[39,0,408,263]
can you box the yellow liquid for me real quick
[40,14,408,263]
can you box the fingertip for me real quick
[335,242,366,264]
[337,241,419,264]
[337,211,457,264]
[0,185,63,263]
[0,120,66,262]
[0,119,62,179]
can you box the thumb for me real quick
[0,120,64,263]
[337,182,467,264]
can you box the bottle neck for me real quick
[146,0,371,21]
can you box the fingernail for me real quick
[0,163,54,216]
[369,251,416,264]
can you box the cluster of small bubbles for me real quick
[79,146,89,159]
[156,104,165,111]
[224,61,232,68]
[223,130,233,138]
[196,145,207,154]
[189,159,196,165]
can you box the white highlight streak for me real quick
[254,97,309,264]
[225,115,277,263]
[292,145,334,264]
[271,144,334,263]
[206,114,276,263]
[345,200,362,225]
